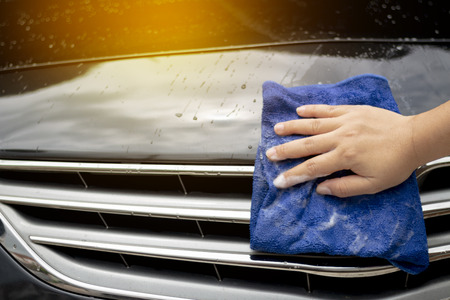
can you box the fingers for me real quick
[274,118,339,136]
[316,176,378,198]
[268,104,371,193]
[274,104,352,136]
[266,134,334,161]
[296,104,352,118]
[272,151,342,189]
[273,156,379,197]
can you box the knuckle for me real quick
[342,147,358,161]
[277,143,288,156]
[310,119,321,134]
[325,105,339,116]
[343,129,358,139]
[303,138,316,154]
[327,105,336,113]
[334,181,350,198]
[305,160,319,177]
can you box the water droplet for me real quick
[175,113,183,118]
[193,116,198,121]
[241,84,246,89]
[248,145,253,149]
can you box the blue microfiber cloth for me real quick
[250,74,429,274]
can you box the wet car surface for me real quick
[1,1,450,299]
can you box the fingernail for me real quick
[273,174,310,189]
[265,147,278,160]
[274,123,284,133]
[317,185,332,195]
[273,174,288,188]
[296,106,305,114]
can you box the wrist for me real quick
[410,101,450,168]
[409,114,426,169]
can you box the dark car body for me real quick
[1,1,450,299]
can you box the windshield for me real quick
[1,0,449,69]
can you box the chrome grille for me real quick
[1,157,450,299]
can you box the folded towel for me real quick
[250,74,429,274]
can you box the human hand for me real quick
[265,104,419,197]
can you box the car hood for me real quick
[1,42,449,164]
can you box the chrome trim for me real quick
[0,211,189,300]
[0,182,250,223]
[416,156,450,182]
[421,190,450,219]
[429,244,450,262]
[0,194,250,223]
[2,156,448,178]
[0,159,254,177]
[30,235,397,278]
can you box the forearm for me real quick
[411,100,450,167]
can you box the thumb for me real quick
[316,175,378,198]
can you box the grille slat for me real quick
[0,181,250,223]
[28,235,399,278]
[0,159,254,177]
[421,190,450,218]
